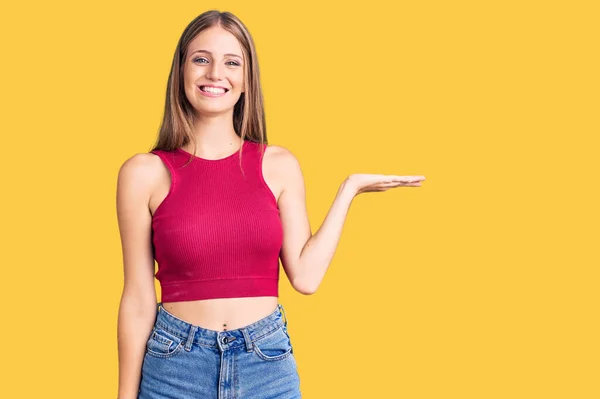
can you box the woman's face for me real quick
[183,26,245,117]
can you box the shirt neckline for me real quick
[176,140,247,162]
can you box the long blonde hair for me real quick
[150,10,268,168]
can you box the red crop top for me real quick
[149,139,283,302]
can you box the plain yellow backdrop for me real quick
[1,0,598,398]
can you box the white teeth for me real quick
[201,86,226,94]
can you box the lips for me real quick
[198,85,229,92]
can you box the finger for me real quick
[390,181,421,187]
[390,176,411,183]
[391,175,425,182]
[383,181,415,187]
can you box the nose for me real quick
[206,62,222,81]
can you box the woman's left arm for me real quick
[284,176,356,295]
[273,146,425,295]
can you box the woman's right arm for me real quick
[115,154,161,399]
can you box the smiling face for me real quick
[183,25,246,117]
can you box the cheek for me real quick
[235,80,246,92]
[183,82,197,99]
[232,70,245,89]
[182,73,195,94]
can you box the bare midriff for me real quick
[160,296,279,332]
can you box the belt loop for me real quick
[241,327,253,352]
[279,303,288,327]
[185,325,198,352]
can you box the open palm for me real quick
[346,173,426,195]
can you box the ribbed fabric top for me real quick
[149,140,283,302]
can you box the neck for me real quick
[188,112,241,155]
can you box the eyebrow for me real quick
[190,49,242,59]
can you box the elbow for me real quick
[293,278,318,295]
[299,287,317,295]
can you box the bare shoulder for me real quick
[116,152,160,303]
[117,152,171,215]
[119,152,155,175]
[118,152,163,190]
[263,144,302,173]
[262,144,304,200]
[260,144,303,202]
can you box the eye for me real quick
[192,58,240,67]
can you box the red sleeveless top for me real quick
[149,140,283,302]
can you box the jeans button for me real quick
[223,337,228,344]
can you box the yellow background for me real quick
[1,0,598,397]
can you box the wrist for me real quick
[340,177,358,198]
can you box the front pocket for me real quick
[252,325,293,362]
[145,327,184,358]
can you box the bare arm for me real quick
[274,146,354,294]
[115,153,162,399]
[274,144,425,294]
[294,179,359,294]
[279,167,356,295]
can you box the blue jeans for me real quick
[138,302,302,398]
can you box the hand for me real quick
[345,174,426,195]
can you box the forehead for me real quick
[187,26,242,56]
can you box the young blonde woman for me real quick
[116,10,425,399]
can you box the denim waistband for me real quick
[153,302,289,350]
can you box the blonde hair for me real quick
[150,10,268,168]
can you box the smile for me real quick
[198,86,229,97]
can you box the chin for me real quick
[196,106,235,115]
